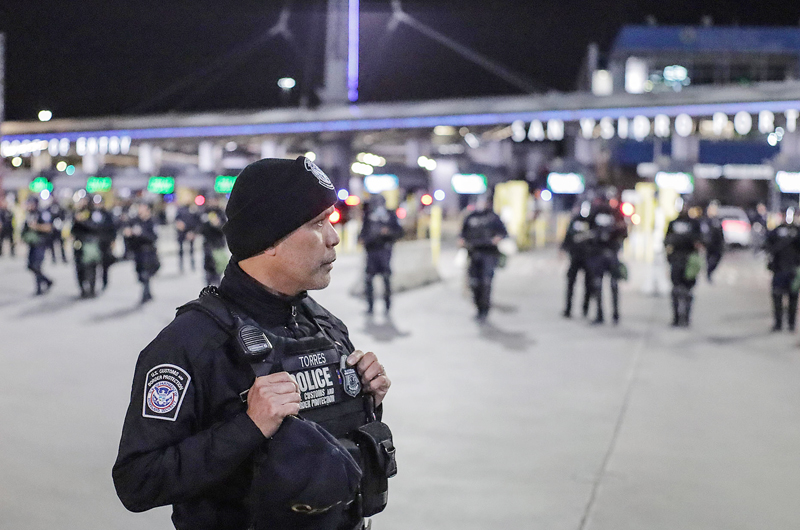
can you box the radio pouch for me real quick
[350,420,397,516]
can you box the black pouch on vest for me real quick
[350,420,397,516]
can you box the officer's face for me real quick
[272,206,340,294]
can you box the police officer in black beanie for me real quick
[114,156,394,530]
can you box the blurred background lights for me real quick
[395,207,407,220]
[540,189,552,201]
[433,189,445,201]
[351,162,373,175]
[56,161,67,172]
[40,189,51,200]
[304,151,316,162]
[225,141,237,152]
[277,77,296,89]
[194,195,206,206]
[337,189,349,201]
[417,156,437,171]
[329,208,341,224]
[356,152,386,167]
[344,195,361,206]
[65,165,76,175]
[38,109,52,122]
[420,194,433,206]
[11,157,22,167]
[93,194,102,204]
[433,125,456,136]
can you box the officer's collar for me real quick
[219,261,307,327]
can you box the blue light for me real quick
[337,189,349,200]
[541,189,552,201]
[348,0,359,102]
[434,189,446,201]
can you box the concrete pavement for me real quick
[0,240,798,530]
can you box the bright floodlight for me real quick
[38,110,53,122]
[277,77,296,89]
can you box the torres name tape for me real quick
[143,364,191,421]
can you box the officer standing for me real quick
[93,198,118,291]
[21,198,54,295]
[200,196,228,286]
[45,199,69,264]
[459,194,508,322]
[71,198,103,297]
[175,202,200,273]
[585,195,628,325]
[702,201,725,283]
[113,156,393,530]
[763,210,800,332]
[123,203,160,303]
[359,194,404,314]
[0,196,16,257]
[560,204,592,318]
[664,205,704,327]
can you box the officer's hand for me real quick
[246,372,301,438]
[347,350,391,407]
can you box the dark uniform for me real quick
[113,262,386,530]
[46,201,69,264]
[585,203,627,324]
[561,213,593,318]
[764,222,800,331]
[200,205,228,286]
[701,214,725,282]
[0,204,15,257]
[95,204,118,290]
[460,207,508,321]
[21,204,54,295]
[665,212,703,327]
[71,203,104,297]
[359,197,403,314]
[175,205,201,272]
[126,211,160,303]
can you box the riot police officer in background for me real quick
[113,156,393,530]
[585,192,628,325]
[359,194,404,314]
[459,194,508,322]
[0,196,15,257]
[763,209,800,332]
[123,203,160,303]
[200,196,228,286]
[21,198,54,295]
[665,204,704,327]
[45,199,69,264]
[71,198,103,297]
[175,201,200,273]
[702,200,725,283]
[561,203,592,319]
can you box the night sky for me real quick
[2,0,800,121]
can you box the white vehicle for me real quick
[716,206,753,247]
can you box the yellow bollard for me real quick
[429,204,442,267]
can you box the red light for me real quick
[344,195,361,206]
[421,194,433,206]
[722,219,750,232]
[609,198,619,208]
[621,202,635,216]
[194,195,206,206]
[329,208,341,224]
[396,207,407,220]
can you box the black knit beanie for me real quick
[223,156,338,261]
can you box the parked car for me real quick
[717,206,753,247]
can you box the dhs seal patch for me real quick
[304,158,335,190]
[142,364,191,421]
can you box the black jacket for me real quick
[113,262,362,529]
[765,223,800,273]
[665,214,703,257]
[460,209,507,252]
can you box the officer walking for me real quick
[664,205,704,327]
[359,194,404,314]
[21,198,54,295]
[763,210,800,332]
[585,194,628,325]
[113,156,394,530]
[0,197,16,257]
[175,202,200,273]
[200,196,228,286]
[459,194,508,322]
[123,203,160,303]
[702,201,725,283]
[561,204,592,318]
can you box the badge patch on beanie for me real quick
[304,158,335,190]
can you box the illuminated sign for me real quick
[214,175,237,194]
[29,177,53,194]
[364,174,399,194]
[147,176,175,194]
[655,171,694,194]
[776,171,800,193]
[546,172,585,194]
[451,173,488,195]
[86,177,112,194]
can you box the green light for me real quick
[214,175,237,194]
[86,176,113,194]
[65,165,76,176]
[147,176,175,194]
[29,177,53,194]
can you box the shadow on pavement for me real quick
[14,294,82,318]
[491,302,519,314]
[478,321,532,352]
[89,303,146,323]
[362,315,412,342]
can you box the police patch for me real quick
[142,364,191,421]
[342,368,361,398]
[304,158,335,190]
